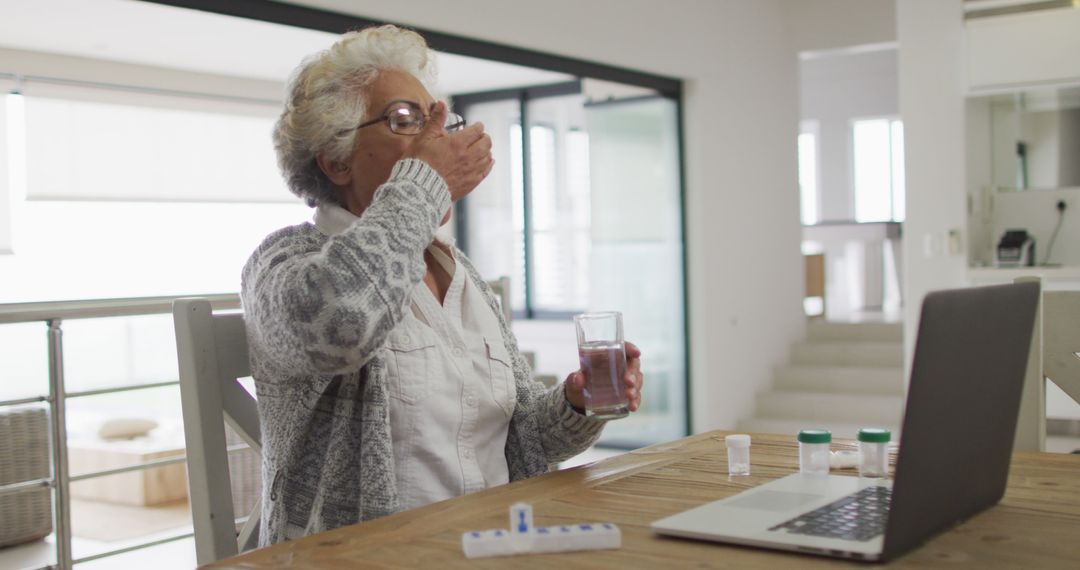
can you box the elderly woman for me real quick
[241,25,644,545]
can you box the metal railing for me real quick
[0,293,240,570]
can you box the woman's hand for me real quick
[563,341,644,413]
[403,101,494,202]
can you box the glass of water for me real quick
[573,311,629,419]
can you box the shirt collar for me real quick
[312,202,356,236]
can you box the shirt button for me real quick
[397,334,410,344]
[463,449,473,459]
[452,347,465,357]
[466,396,477,407]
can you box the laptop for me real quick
[652,282,1040,562]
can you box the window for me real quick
[459,91,593,318]
[798,120,820,225]
[0,79,310,302]
[21,86,287,203]
[853,118,905,222]
[526,120,591,313]
[454,98,526,311]
[0,71,310,565]
[1,90,19,254]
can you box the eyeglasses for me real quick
[350,100,465,136]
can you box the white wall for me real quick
[686,6,802,433]
[785,0,896,53]
[897,0,970,372]
[800,49,899,222]
[282,0,805,433]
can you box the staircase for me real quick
[737,321,906,440]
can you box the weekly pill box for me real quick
[461,503,622,559]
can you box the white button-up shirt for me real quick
[314,203,515,511]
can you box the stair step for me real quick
[808,321,903,342]
[736,417,902,441]
[756,391,905,425]
[775,365,904,396]
[791,340,903,368]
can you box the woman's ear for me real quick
[315,153,352,186]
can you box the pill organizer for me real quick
[461,502,621,559]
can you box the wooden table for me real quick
[206,431,1080,568]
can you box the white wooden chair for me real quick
[1013,277,1080,451]
[173,298,261,564]
[486,276,512,324]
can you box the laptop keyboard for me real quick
[768,485,891,542]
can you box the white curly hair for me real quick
[273,25,441,206]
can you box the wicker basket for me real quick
[0,405,53,548]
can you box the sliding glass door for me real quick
[584,97,685,446]
[457,90,686,447]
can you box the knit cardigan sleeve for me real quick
[242,159,450,377]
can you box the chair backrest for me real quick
[173,298,261,564]
[486,276,512,323]
[1013,277,1080,451]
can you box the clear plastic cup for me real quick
[725,434,751,476]
[857,428,891,478]
[798,429,832,475]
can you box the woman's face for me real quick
[335,69,439,218]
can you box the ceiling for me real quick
[0,0,572,95]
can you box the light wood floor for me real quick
[0,498,193,570]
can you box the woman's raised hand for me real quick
[403,101,494,202]
[563,341,645,413]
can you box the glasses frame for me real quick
[350,100,465,136]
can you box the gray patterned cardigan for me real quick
[241,159,605,545]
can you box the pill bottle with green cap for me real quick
[798,429,831,475]
[857,428,891,478]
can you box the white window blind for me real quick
[462,99,526,312]
[0,75,17,253]
[0,77,15,253]
[528,94,591,313]
[22,80,294,203]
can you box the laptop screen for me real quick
[882,282,1039,560]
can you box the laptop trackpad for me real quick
[726,490,823,512]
